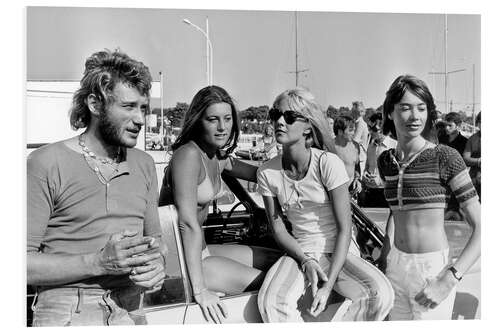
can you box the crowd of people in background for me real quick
[241,100,481,215]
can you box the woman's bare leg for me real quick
[202,244,282,294]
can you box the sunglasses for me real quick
[268,108,307,124]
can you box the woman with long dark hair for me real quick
[377,75,481,320]
[159,86,280,323]
[256,88,394,322]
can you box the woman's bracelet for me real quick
[193,287,208,296]
[300,256,318,272]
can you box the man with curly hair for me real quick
[27,49,166,326]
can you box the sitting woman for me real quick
[377,75,481,320]
[159,86,280,324]
[256,88,394,322]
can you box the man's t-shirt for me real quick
[444,132,468,155]
[27,141,161,289]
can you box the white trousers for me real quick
[386,246,456,320]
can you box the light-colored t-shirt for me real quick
[257,148,349,253]
[353,117,369,155]
[27,141,161,288]
[364,135,397,188]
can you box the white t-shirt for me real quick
[257,147,350,253]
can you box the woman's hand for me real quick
[194,289,228,324]
[303,260,328,297]
[309,283,334,317]
[414,271,457,309]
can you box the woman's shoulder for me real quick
[434,144,461,158]
[313,148,345,168]
[431,144,465,168]
[258,154,281,172]
[171,142,202,168]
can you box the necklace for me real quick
[280,150,311,215]
[282,150,311,181]
[395,140,429,167]
[79,134,121,184]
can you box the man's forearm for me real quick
[27,252,102,286]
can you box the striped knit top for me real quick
[377,144,478,211]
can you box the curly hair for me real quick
[172,85,240,158]
[69,49,152,130]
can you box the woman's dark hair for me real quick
[70,49,152,130]
[382,74,435,140]
[172,85,240,158]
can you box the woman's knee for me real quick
[366,276,395,318]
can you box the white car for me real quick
[140,174,480,324]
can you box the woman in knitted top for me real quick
[377,75,481,320]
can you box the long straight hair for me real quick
[272,87,335,152]
[172,85,240,158]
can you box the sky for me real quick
[26,6,480,113]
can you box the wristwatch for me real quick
[448,266,463,281]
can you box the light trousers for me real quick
[258,250,394,322]
[386,246,456,320]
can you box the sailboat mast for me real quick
[288,11,308,86]
[444,14,448,113]
[295,11,299,86]
[472,63,476,130]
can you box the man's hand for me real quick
[362,172,377,187]
[130,235,168,291]
[95,230,162,275]
[129,256,166,291]
[350,178,363,196]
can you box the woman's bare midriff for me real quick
[393,208,449,253]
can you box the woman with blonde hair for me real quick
[256,87,394,322]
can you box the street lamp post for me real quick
[183,17,213,86]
